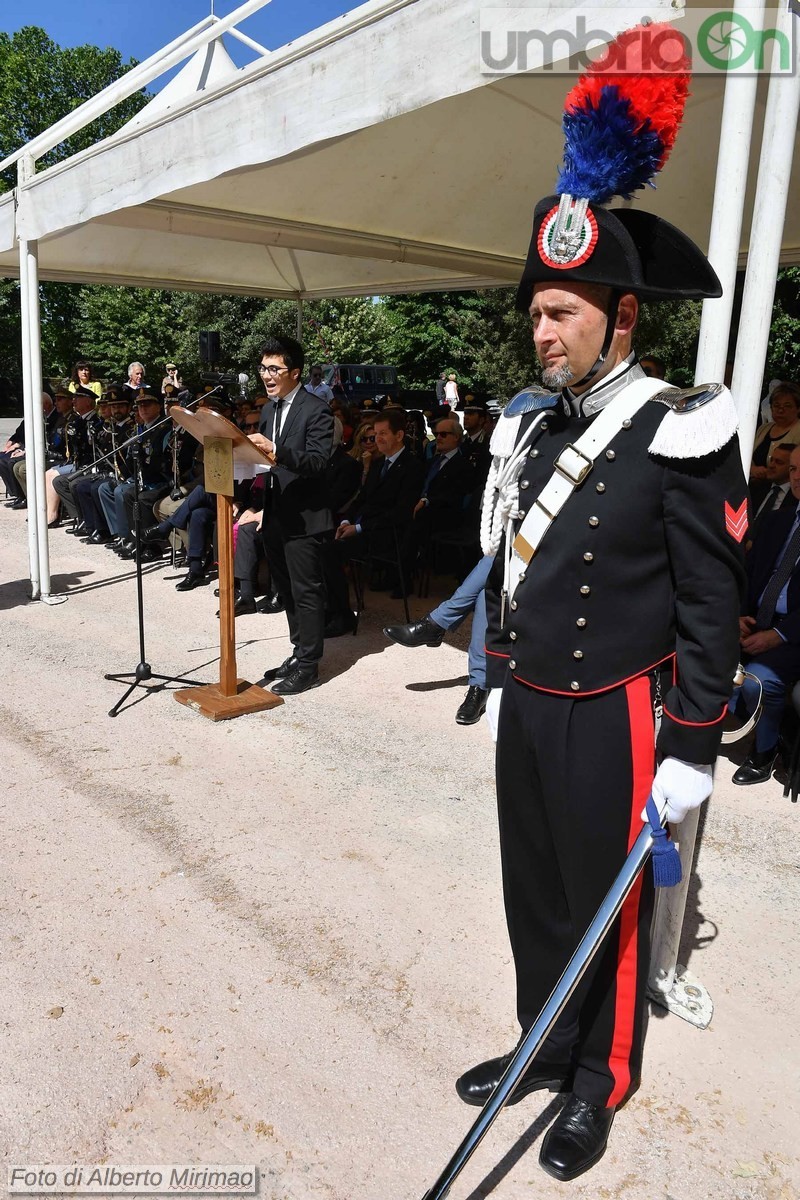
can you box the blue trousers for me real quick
[429,553,493,688]
[729,659,786,753]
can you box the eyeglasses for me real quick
[435,431,457,438]
[362,434,376,443]
[243,422,261,430]
[258,364,288,377]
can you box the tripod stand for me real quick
[104,438,205,717]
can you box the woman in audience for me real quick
[69,360,102,400]
[349,419,380,484]
[750,382,800,507]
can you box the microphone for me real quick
[238,372,249,401]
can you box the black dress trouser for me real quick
[496,670,658,1109]
[262,521,328,669]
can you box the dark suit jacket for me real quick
[744,503,800,682]
[260,386,334,538]
[347,446,424,538]
[326,445,361,519]
[421,450,474,528]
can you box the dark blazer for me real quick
[743,503,800,683]
[326,445,362,519]
[421,450,474,526]
[260,386,334,538]
[749,483,795,543]
[347,445,425,537]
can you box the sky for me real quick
[1,1,355,80]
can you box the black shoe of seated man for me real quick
[214,586,240,599]
[66,521,86,536]
[455,1049,571,1108]
[11,497,27,510]
[732,744,779,785]
[257,592,285,614]
[539,1095,616,1182]
[139,545,162,563]
[383,614,446,648]
[175,570,206,592]
[88,530,111,545]
[455,685,488,726]
[324,611,357,637]
[216,595,257,618]
[262,655,298,682]
[271,665,320,696]
[141,522,170,544]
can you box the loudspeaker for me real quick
[199,330,221,364]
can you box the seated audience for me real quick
[730,444,800,784]
[750,382,800,509]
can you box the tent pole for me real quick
[647,2,796,1032]
[296,298,304,341]
[23,237,62,604]
[17,231,41,600]
[730,3,800,465]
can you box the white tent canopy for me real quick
[2,0,797,298]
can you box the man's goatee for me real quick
[541,364,574,389]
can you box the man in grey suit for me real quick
[248,335,334,695]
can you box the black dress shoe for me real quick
[216,596,257,618]
[141,522,170,543]
[66,521,87,536]
[175,571,207,591]
[456,685,488,725]
[11,497,27,510]
[539,1095,615,1181]
[88,530,111,545]
[324,611,358,637]
[383,615,445,648]
[271,666,320,695]
[262,655,298,682]
[732,745,779,785]
[455,1049,571,1108]
[256,592,285,614]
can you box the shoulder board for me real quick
[505,387,560,417]
[648,383,739,459]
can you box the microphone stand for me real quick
[103,395,212,717]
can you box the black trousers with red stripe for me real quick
[496,672,658,1109]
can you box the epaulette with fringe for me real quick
[648,383,739,459]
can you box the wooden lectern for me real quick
[169,406,284,721]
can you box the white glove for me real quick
[484,688,503,742]
[646,756,713,826]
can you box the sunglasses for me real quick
[362,434,376,442]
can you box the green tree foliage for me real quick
[767,268,800,382]
[77,286,186,381]
[0,27,149,193]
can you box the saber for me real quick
[420,821,655,1200]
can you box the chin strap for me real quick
[566,290,621,392]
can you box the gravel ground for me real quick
[0,498,798,1200]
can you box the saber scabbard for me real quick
[420,823,655,1200]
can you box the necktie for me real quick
[272,398,282,443]
[756,512,800,625]
[758,483,782,517]
[379,457,391,481]
[423,455,444,495]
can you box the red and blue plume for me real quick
[556,23,690,204]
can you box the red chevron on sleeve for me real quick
[725,499,748,542]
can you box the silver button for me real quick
[576,617,587,627]
[583,552,593,563]
[580,584,591,595]
[573,650,584,660]
[509,660,517,670]
[529,448,540,459]
[518,508,526,518]
[540,421,548,431]
[518,571,526,582]
[606,449,616,461]
[622,418,632,429]
[570,681,580,691]
[520,479,530,490]
[589,516,599,527]
[596,482,606,494]
[509,631,517,641]
[510,599,518,611]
